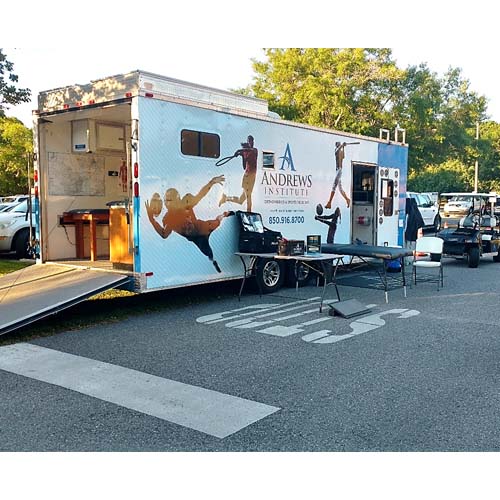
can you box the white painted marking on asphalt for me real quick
[301,330,332,342]
[301,317,332,326]
[0,343,280,439]
[311,308,420,344]
[234,320,275,329]
[314,333,356,344]
[196,304,277,324]
[256,325,304,337]
[196,297,321,326]
[398,309,420,319]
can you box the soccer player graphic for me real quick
[145,175,229,273]
[218,135,258,212]
[315,207,341,244]
[325,141,359,209]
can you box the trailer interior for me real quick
[37,101,134,272]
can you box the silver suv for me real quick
[407,192,441,231]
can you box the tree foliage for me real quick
[244,48,404,136]
[0,116,32,195]
[241,49,499,193]
[0,49,31,116]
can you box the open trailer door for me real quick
[376,166,400,246]
[0,264,130,336]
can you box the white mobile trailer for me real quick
[32,70,408,296]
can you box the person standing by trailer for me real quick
[145,175,228,273]
[219,135,258,212]
[404,197,425,260]
[325,141,356,209]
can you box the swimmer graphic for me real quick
[145,175,229,273]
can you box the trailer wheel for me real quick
[467,247,480,268]
[255,258,285,294]
[285,261,313,288]
[13,228,30,259]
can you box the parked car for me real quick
[406,192,441,231]
[0,203,17,212]
[0,198,36,259]
[0,195,29,213]
[441,193,486,217]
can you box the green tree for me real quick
[0,116,33,195]
[0,49,31,116]
[473,121,500,192]
[408,159,473,193]
[242,48,405,136]
[391,65,488,175]
[242,49,494,193]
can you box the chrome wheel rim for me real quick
[263,261,281,287]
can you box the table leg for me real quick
[237,255,247,301]
[382,261,389,303]
[75,222,85,259]
[89,216,97,261]
[319,258,341,313]
[401,257,407,298]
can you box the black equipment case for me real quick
[235,211,282,253]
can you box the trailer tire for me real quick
[255,258,285,294]
[285,261,313,288]
[467,247,480,268]
[13,228,30,259]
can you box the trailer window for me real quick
[262,151,275,169]
[181,129,220,158]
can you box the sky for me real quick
[2,0,500,130]
[4,45,500,129]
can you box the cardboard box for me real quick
[278,239,305,256]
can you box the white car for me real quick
[442,194,485,217]
[0,195,29,213]
[407,192,441,231]
[0,199,36,258]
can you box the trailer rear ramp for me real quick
[0,264,131,336]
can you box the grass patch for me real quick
[0,259,34,277]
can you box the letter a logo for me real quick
[279,143,296,171]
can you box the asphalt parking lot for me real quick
[1,254,500,452]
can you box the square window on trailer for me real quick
[181,129,220,158]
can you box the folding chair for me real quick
[412,236,444,290]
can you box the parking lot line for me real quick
[0,343,280,439]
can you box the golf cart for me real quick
[436,193,500,268]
